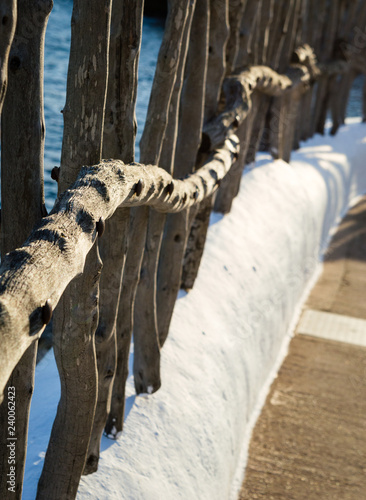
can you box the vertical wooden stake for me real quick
[157,0,210,344]
[36,0,112,497]
[131,0,192,395]
[84,0,144,468]
[0,2,51,498]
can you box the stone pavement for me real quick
[239,197,366,500]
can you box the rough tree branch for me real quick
[0,136,238,402]
[202,47,350,151]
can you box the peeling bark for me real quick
[0,117,237,424]
[36,0,112,497]
[0,1,51,498]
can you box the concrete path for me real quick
[239,198,366,500]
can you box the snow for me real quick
[24,119,366,500]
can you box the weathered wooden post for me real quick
[157,0,210,345]
[131,0,192,396]
[268,0,302,162]
[85,0,144,468]
[317,3,344,135]
[0,0,16,114]
[0,1,52,498]
[181,0,230,290]
[36,0,112,497]
[225,0,246,76]
[310,0,337,136]
[297,0,324,141]
[214,0,272,214]
[244,0,272,164]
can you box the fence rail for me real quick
[0,139,238,401]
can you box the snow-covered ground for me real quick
[23,119,366,500]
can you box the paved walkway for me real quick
[239,197,366,500]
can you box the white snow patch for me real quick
[23,119,366,500]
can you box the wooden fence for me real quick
[0,0,365,498]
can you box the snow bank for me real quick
[24,119,366,500]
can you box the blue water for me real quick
[3,1,365,211]
[43,0,73,207]
[43,0,164,210]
